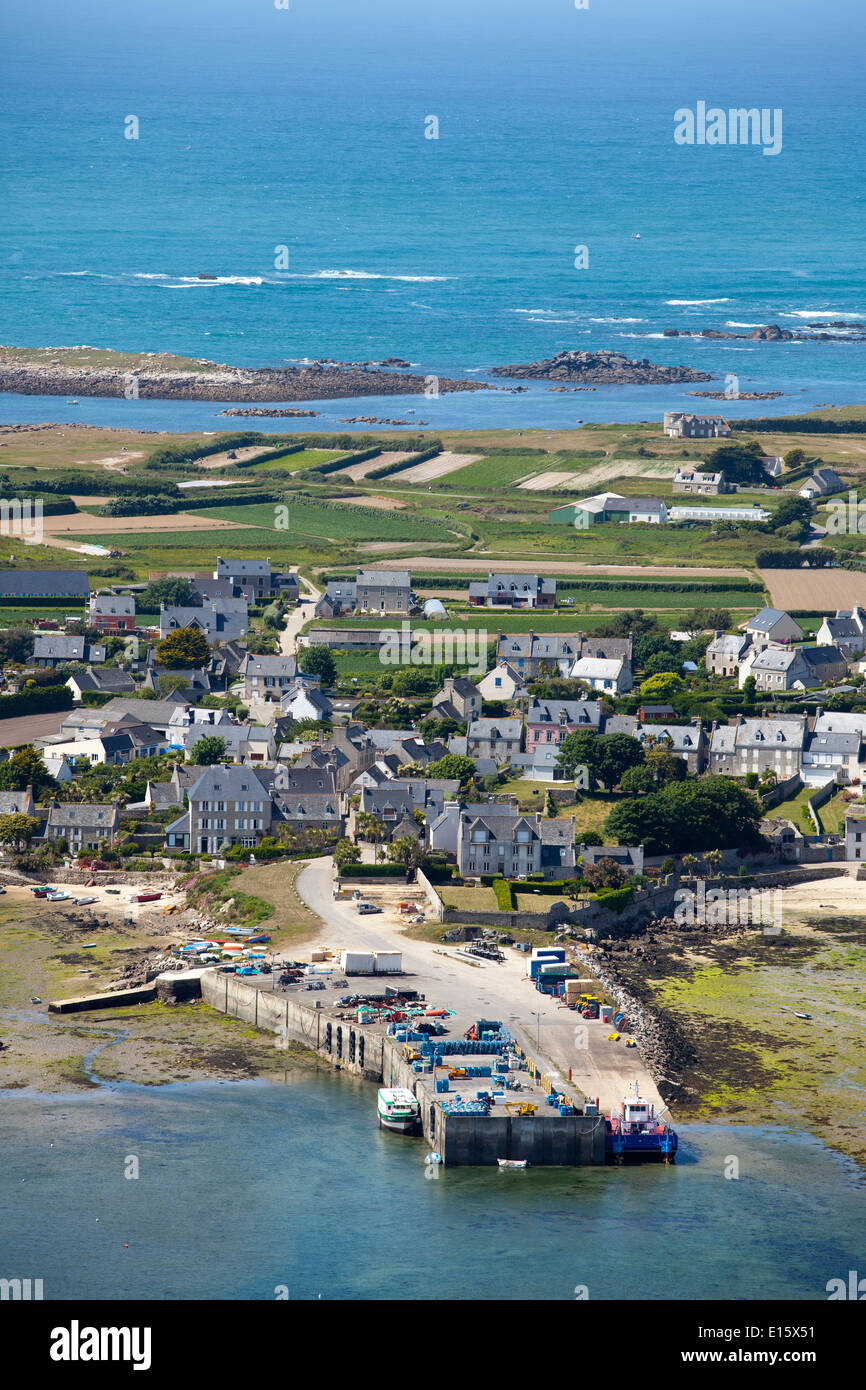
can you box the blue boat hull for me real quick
[605,1130,678,1162]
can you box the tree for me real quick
[707,440,766,486]
[643,736,687,786]
[783,448,807,468]
[189,735,227,766]
[0,625,34,664]
[703,848,723,876]
[555,730,601,784]
[0,745,56,797]
[742,675,757,710]
[681,854,700,878]
[620,764,655,795]
[0,812,40,850]
[604,777,762,857]
[334,838,361,869]
[583,857,628,890]
[356,812,385,843]
[298,645,337,689]
[388,835,420,867]
[425,754,476,784]
[139,576,195,609]
[595,733,644,790]
[156,626,210,669]
[639,672,686,701]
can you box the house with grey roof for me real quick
[468,573,556,609]
[159,599,248,642]
[745,608,804,651]
[466,717,523,764]
[802,729,863,785]
[172,764,273,854]
[89,592,135,633]
[0,787,36,817]
[314,580,357,619]
[526,698,602,764]
[355,567,412,615]
[672,469,728,495]
[495,632,584,679]
[457,807,576,881]
[706,631,752,677]
[45,801,120,851]
[580,843,644,875]
[431,676,483,723]
[816,606,866,657]
[477,661,526,702]
[181,721,275,765]
[799,467,844,500]
[214,556,277,602]
[709,714,807,778]
[33,634,106,669]
[742,643,847,692]
[65,668,137,701]
[663,412,731,439]
[240,653,298,702]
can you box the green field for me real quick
[249,448,346,473]
[188,499,459,543]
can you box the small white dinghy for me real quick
[497,1159,529,1170]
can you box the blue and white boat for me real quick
[605,1084,678,1163]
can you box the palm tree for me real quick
[681,854,699,880]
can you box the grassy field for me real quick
[188,498,458,543]
[249,448,346,473]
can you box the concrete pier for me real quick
[201,971,607,1166]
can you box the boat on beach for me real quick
[377,1087,420,1133]
[605,1084,678,1163]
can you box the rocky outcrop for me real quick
[491,349,712,384]
[664,323,866,343]
[0,352,492,403]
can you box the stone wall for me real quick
[201,971,385,1080]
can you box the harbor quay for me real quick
[201,962,623,1167]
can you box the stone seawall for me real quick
[200,971,385,1080]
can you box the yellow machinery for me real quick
[505,1101,538,1116]
[448,1067,467,1080]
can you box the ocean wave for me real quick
[666,298,731,306]
[590,317,645,323]
[780,309,862,319]
[619,332,668,339]
[307,269,452,282]
[725,321,765,328]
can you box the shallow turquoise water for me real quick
[0,1074,862,1301]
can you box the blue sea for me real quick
[1,1075,864,1301]
[1,0,865,430]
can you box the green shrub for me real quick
[492,878,516,910]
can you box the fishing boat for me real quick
[377,1087,420,1134]
[497,1158,528,1170]
[605,1083,678,1163]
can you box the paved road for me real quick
[280,569,321,657]
[295,855,664,1113]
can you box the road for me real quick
[294,855,664,1113]
[280,569,321,657]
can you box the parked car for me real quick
[356,901,382,914]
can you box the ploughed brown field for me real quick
[759,567,866,609]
